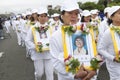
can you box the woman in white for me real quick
[97,7,111,42]
[26,7,53,80]
[50,13,61,33]
[98,6,120,80]
[15,15,22,46]
[50,0,96,80]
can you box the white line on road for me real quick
[0,52,4,58]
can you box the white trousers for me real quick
[34,59,53,80]
[16,32,22,45]
[106,60,120,80]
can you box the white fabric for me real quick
[50,28,80,80]
[82,10,91,17]
[26,22,53,80]
[34,59,53,80]
[38,7,48,14]
[98,18,109,42]
[108,6,120,17]
[4,20,11,33]
[15,20,22,45]
[61,0,79,12]
[97,28,120,80]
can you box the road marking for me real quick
[0,52,4,58]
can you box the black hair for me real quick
[107,12,116,25]
[74,36,85,46]
[81,16,91,22]
[59,10,65,23]
[107,18,112,25]
[38,13,47,17]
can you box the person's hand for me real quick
[113,57,120,63]
[74,64,87,79]
[81,70,96,80]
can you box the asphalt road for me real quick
[0,28,110,80]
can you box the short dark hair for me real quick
[74,36,85,46]
[81,16,91,22]
[59,10,65,23]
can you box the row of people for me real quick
[9,0,120,80]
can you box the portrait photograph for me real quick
[72,34,88,56]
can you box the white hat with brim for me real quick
[90,10,98,14]
[82,10,91,17]
[38,7,48,15]
[26,11,32,16]
[31,9,38,14]
[16,15,20,18]
[61,0,79,12]
[52,13,60,17]
[104,7,111,14]
[22,13,26,17]
[108,6,120,17]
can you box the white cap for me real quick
[31,9,38,14]
[26,11,32,15]
[104,7,111,14]
[52,13,60,17]
[90,10,98,14]
[16,15,20,18]
[38,7,48,14]
[61,0,79,12]
[22,13,26,17]
[108,6,120,17]
[82,10,91,17]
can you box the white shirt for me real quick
[25,22,52,60]
[97,28,120,79]
[50,28,79,80]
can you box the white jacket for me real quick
[97,28,120,80]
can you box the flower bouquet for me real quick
[64,56,80,74]
[111,27,120,34]
[37,42,49,53]
[63,26,77,36]
[118,50,120,62]
[90,55,103,70]
[35,26,49,33]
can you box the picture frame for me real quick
[65,30,97,68]
[39,29,51,51]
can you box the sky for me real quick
[0,0,98,14]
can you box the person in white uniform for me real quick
[98,6,120,80]
[15,15,22,45]
[26,7,53,80]
[97,7,111,42]
[50,0,96,80]
[50,13,61,33]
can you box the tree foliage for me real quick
[79,2,98,10]
[48,9,60,16]
[78,2,104,11]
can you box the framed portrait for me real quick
[64,30,97,69]
[39,29,51,51]
[33,27,52,52]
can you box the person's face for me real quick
[84,16,91,22]
[111,9,120,24]
[27,15,31,20]
[53,17,59,21]
[32,13,38,18]
[91,14,98,19]
[75,38,83,48]
[38,13,48,24]
[62,9,79,25]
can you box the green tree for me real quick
[80,2,97,10]
[48,9,60,16]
